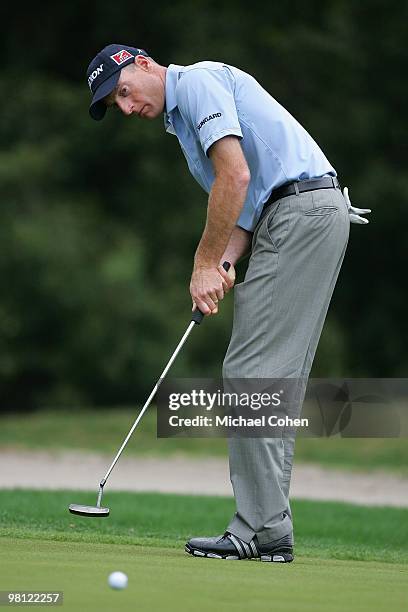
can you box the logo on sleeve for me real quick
[110,49,134,66]
[197,112,222,131]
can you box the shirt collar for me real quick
[164,64,184,134]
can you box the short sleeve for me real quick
[175,68,243,156]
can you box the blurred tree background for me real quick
[0,0,407,410]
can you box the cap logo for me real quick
[110,49,134,66]
[88,63,104,90]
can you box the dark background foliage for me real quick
[0,1,407,410]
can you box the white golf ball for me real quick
[108,571,128,590]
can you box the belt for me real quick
[263,176,341,212]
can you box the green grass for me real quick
[2,539,407,612]
[0,408,228,456]
[1,408,408,472]
[0,490,407,612]
[1,539,406,612]
[1,490,407,564]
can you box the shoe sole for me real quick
[185,543,293,563]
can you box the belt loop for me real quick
[294,182,300,196]
[331,176,336,189]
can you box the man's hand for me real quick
[190,264,235,316]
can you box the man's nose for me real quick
[118,101,134,116]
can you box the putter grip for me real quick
[191,261,231,325]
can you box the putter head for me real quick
[68,504,110,517]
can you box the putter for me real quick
[69,262,231,517]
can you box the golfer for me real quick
[86,44,370,563]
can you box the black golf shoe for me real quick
[185,532,293,563]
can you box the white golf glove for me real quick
[343,186,371,224]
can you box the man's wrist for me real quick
[193,257,219,270]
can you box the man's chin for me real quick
[144,113,159,121]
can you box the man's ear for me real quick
[135,55,150,71]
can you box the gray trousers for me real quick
[222,187,350,545]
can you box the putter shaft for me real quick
[101,320,196,485]
[69,262,231,516]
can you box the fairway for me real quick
[2,409,408,472]
[0,490,407,611]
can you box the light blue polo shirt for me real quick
[164,61,337,232]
